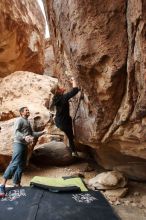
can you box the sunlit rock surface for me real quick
[0,71,59,170]
[0,0,45,77]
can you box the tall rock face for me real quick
[0,0,45,77]
[46,0,146,180]
[46,0,127,144]
[44,39,57,76]
[46,0,127,143]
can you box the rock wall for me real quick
[46,0,146,180]
[0,0,146,180]
[44,39,57,76]
[0,0,45,77]
[46,0,127,144]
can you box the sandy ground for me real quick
[0,160,146,220]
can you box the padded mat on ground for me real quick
[30,176,88,192]
[0,187,120,220]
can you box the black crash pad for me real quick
[0,187,120,220]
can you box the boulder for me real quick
[31,141,75,166]
[0,71,60,169]
[88,171,127,190]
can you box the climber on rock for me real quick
[48,77,80,157]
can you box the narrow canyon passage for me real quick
[0,0,146,220]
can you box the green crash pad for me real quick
[30,176,88,192]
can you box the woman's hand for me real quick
[70,77,77,87]
[70,77,75,82]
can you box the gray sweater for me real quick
[13,117,44,145]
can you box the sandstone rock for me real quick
[137,204,143,209]
[0,154,11,172]
[0,71,57,116]
[0,111,16,121]
[131,202,137,207]
[44,39,57,76]
[94,144,146,181]
[1,0,146,183]
[45,0,146,179]
[104,188,128,198]
[0,0,45,77]
[0,71,59,169]
[46,0,127,145]
[81,164,95,172]
[31,141,75,166]
[141,195,146,208]
[114,200,121,206]
[133,192,140,196]
[124,200,130,206]
[88,171,127,190]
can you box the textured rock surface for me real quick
[45,0,146,179]
[88,171,127,190]
[0,71,60,169]
[1,0,146,180]
[0,71,57,114]
[44,39,57,76]
[0,0,45,77]
[104,188,128,199]
[31,141,75,166]
[46,0,127,145]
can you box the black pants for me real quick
[57,118,75,152]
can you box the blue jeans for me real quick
[3,143,28,185]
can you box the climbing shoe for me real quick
[0,185,5,198]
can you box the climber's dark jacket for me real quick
[51,87,80,129]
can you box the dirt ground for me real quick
[0,159,146,220]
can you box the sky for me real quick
[37,0,50,38]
